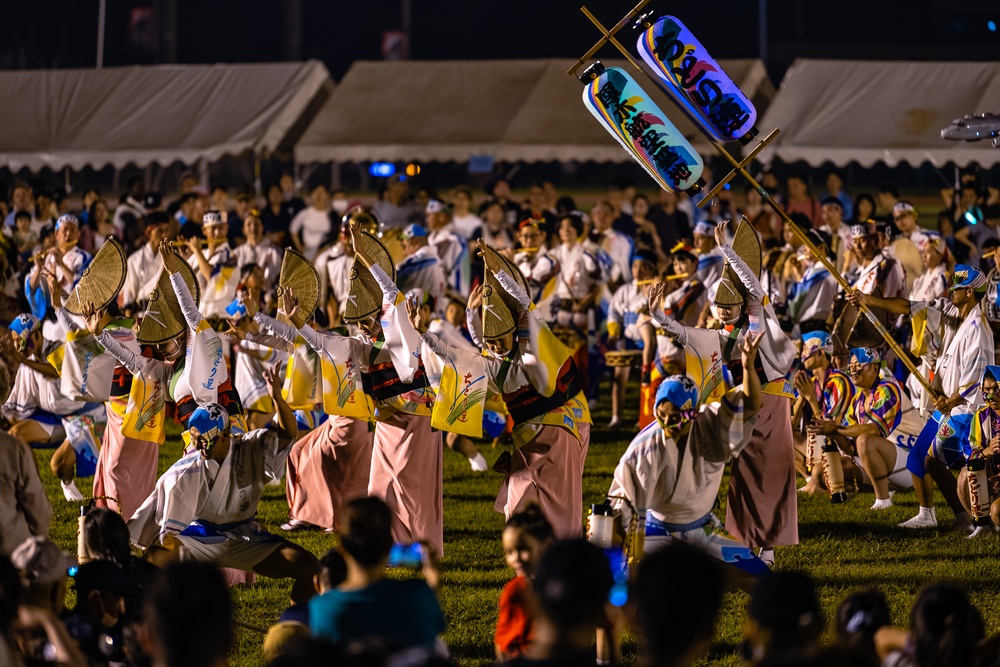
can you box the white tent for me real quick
[754,59,1000,168]
[295,58,773,164]
[0,61,333,172]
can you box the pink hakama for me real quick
[286,415,374,531]
[725,393,799,548]
[369,413,443,557]
[495,423,590,539]
[92,408,159,521]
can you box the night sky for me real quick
[2,0,999,82]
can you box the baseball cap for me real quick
[11,537,76,584]
[203,210,225,227]
[402,223,427,239]
[9,313,40,337]
[73,560,140,597]
[425,199,448,215]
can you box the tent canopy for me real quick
[0,60,333,172]
[295,58,773,164]
[755,59,1000,168]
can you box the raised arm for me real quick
[263,363,297,447]
[846,289,912,316]
[646,281,689,346]
[717,239,765,303]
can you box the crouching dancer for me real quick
[606,330,769,586]
[126,366,318,602]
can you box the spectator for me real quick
[86,199,114,253]
[505,539,613,667]
[522,183,558,239]
[112,177,147,247]
[233,213,283,289]
[876,582,983,667]
[373,174,421,230]
[289,183,334,261]
[279,172,306,217]
[850,193,876,225]
[1,553,87,667]
[649,190,692,251]
[449,185,482,240]
[632,193,667,264]
[482,179,520,227]
[631,542,725,667]
[280,548,347,626]
[876,185,900,217]
[120,211,171,314]
[12,211,36,263]
[32,189,56,235]
[743,571,824,665]
[4,181,34,228]
[824,168,853,221]
[143,562,233,667]
[309,497,445,651]
[785,174,820,228]
[82,508,159,618]
[62,560,139,665]
[955,203,1000,261]
[589,200,633,289]
[165,171,199,218]
[227,189,255,246]
[835,589,891,666]
[495,506,555,661]
[261,183,296,246]
[10,537,71,614]
[397,224,447,312]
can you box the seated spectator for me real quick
[82,508,159,618]
[504,539,613,667]
[876,582,983,667]
[631,541,725,667]
[495,506,555,661]
[0,431,51,556]
[743,571,823,665]
[1,554,87,667]
[280,548,347,626]
[140,562,232,667]
[263,621,312,664]
[835,589,890,667]
[10,537,71,615]
[63,560,139,665]
[308,497,445,652]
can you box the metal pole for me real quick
[96,0,106,68]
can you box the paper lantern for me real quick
[581,62,705,193]
[637,15,757,143]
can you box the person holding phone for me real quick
[309,497,445,652]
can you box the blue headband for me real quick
[225,298,247,319]
[9,313,39,336]
[850,347,880,367]
[55,214,78,231]
[984,365,1000,385]
[951,264,987,291]
[655,375,699,411]
[801,331,833,358]
[187,403,228,441]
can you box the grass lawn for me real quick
[32,390,1000,666]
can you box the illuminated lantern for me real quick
[636,14,758,144]
[581,62,705,194]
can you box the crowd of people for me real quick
[1,164,1000,666]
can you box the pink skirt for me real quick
[92,408,159,521]
[286,415,374,531]
[369,413,443,557]
[495,422,590,539]
[725,393,799,548]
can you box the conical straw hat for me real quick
[713,218,762,307]
[137,252,201,345]
[353,229,396,282]
[343,257,383,323]
[480,242,528,339]
[64,238,127,316]
[276,248,320,329]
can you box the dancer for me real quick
[412,239,591,538]
[606,331,768,584]
[650,219,798,567]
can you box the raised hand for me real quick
[405,294,429,334]
[158,240,180,272]
[646,280,667,317]
[715,219,729,247]
[81,300,106,336]
[793,370,813,397]
[280,287,300,323]
[468,283,484,311]
[262,362,283,398]
[737,331,764,366]
[42,269,64,304]
[242,288,259,320]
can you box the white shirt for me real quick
[448,214,481,239]
[289,207,333,261]
[121,243,161,308]
[233,239,283,288]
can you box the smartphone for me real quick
[604,547,628,607]
[388,543,424,568]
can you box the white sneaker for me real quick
[898,511,937,529]
[968,525,996,539]
[871,498,893,510]
[280,519,309,532]
[607,416,621,428]
[758,548,775,568]
[60,480,84,502]
[469,452,488,472]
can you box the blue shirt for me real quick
[308,578,445,650]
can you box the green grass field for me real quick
[32,392,1000,667]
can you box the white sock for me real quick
[918,506,935,519]
[871,498,893,509]
[469,452,488,472]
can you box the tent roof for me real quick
[755,59,1000,168]
[0,60,333,172]
[295,58,773,164]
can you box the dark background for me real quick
[3,0,999,82]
